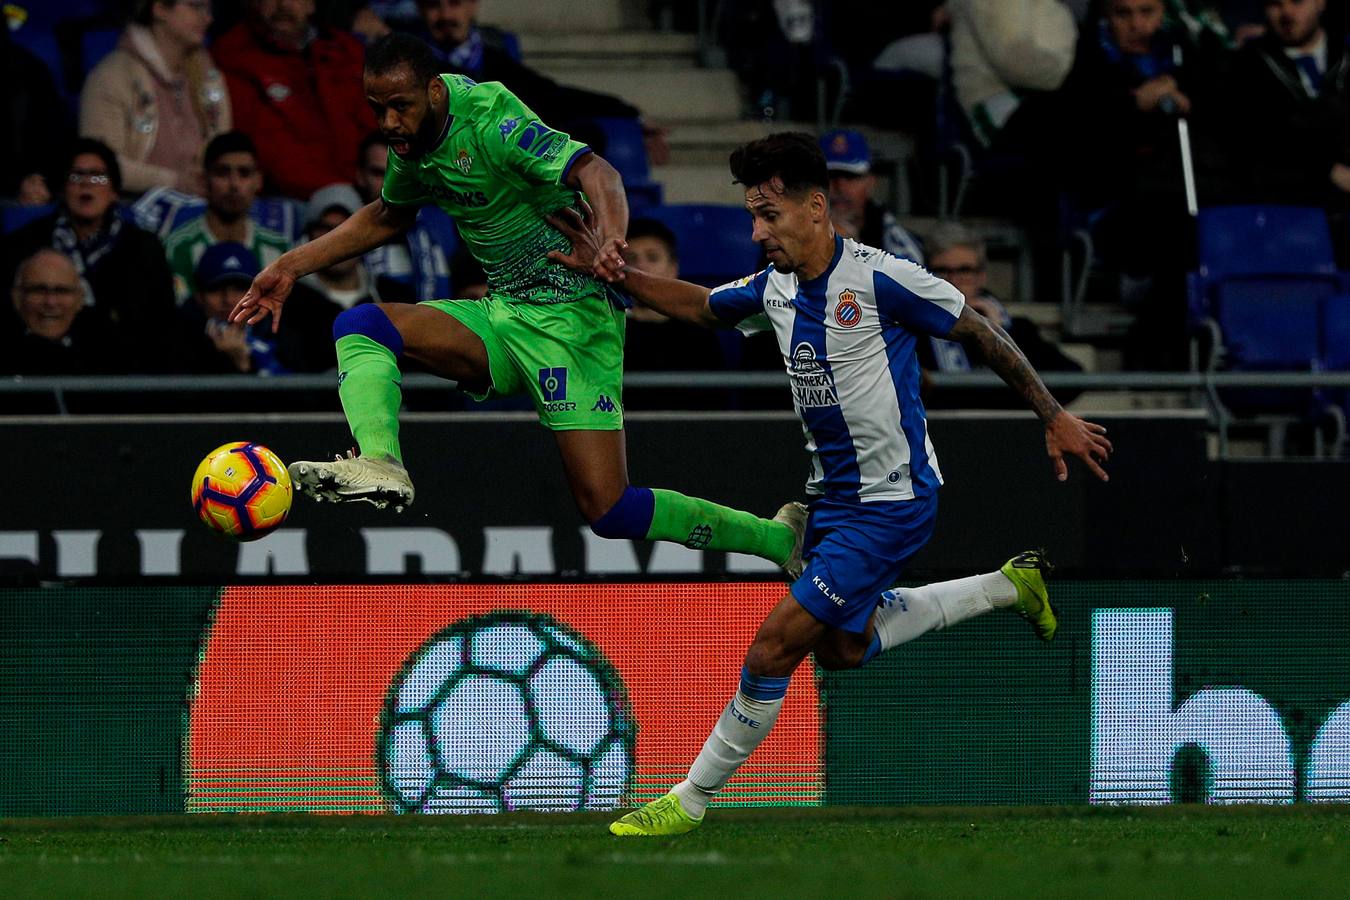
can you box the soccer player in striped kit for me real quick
[547,132,1113,836]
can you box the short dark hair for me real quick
[359,130,389,160]
[204,131,258,170]
[66,137,121,192]
[728,132,828,197]
[365,33,442,87]
[626,218,678,259]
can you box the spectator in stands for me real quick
[174,241,340,373]
[173,242,288,373]
[1228,0,1350,205]
[948,0,1078,148]
[352,131,421,301]
[1,249,118,375]
[211,0,376,198]
[622,218,726,410]
[163,132,291,302]
[298,184,377,308]
[0,27,68,204]
[414,0,669,162]
[819,130,926,264]
[0,140,175,361]
[918,222,1082,406]
[79,0,232,196]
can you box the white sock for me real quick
[873,571,1017,652]
[671,689,785,818]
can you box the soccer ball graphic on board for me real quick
[378,611,636,813]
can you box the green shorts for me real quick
[421,291,626,431]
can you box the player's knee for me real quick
[333,303,404,355]
[589,485,655,539]
[743,640,796,680]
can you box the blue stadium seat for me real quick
[644,205,760,288]
[1322,295,1350,371]
[1191,205,1338,325]
[583,117,663,212]
[80,27,120,82]
[2,203,56,234]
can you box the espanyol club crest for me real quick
[834,289,861,328]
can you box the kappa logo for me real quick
[591,395,617,413]
[499,117,519,142]
[685,524,713,550]
[834,289,862,328]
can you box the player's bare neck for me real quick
[797,228,838,283]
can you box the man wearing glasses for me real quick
[919,221,1082,408]
[1,249,117,375]
[0,139,175,363]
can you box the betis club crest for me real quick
[456,148,473,174]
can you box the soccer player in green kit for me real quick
[230,33,804,573]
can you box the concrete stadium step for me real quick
[528,65,743,121]
[483,0,625,32]
[650,163,746,205]
[518,31,701,69]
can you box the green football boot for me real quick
[1001,550,1057,642]
[609,792,703,837]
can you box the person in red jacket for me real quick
[211,0,376,198]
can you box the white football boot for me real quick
[773,501,808,580]
[288,452,415,512]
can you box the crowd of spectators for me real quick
[6,0,1350,390]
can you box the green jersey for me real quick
[164,216,291,304]
[381,75,598,305]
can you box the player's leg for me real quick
[610,595,827,836]
[552,429,804,571]
[291,300,494,509]
[813,549,1060,670]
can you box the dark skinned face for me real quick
[363,65,446,160]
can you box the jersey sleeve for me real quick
[380,146,431,207]
[873,256,965,338]
[478,82,592,186]
[708,268,771,334]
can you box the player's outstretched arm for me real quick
[949,307,1113,482]
[230,200,416,331]
[547,205,721,328]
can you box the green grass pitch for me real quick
[1,806,1348,898]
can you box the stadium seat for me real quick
[583,117,663,213]
[1190,205,1338,325]
[2,203,56,235]
[79,27,120,83]
[644,205,761,288]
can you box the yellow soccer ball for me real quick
[191,442,293,540]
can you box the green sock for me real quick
[646,488,794,564]
[335,334,403,464]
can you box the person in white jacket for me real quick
[79,0,232,196]
[949,0,1079,145]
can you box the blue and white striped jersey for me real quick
[709,236,965,502]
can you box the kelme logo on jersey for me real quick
[834,290,862,328]
[788,343,840,409]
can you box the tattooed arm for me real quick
[948,307,1113,482]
